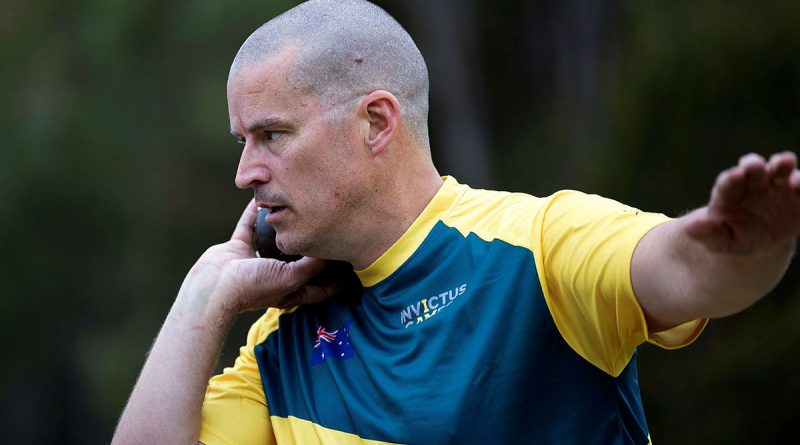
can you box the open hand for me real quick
[683,151,800,254]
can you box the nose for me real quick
[235,143,270,189]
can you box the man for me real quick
[112,1,800,444]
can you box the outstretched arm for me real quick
[632,152,800,332]
[112,200,336,445]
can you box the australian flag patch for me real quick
[311,319,355,365]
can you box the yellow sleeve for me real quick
[533,191,706,377]
[198,310,278,445]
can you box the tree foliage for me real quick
[1,1,797,443]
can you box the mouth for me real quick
[258,204,289,223]
[255,190,290,219]
[262,205,287,214]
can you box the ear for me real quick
[361,90,400,156]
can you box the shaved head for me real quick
[231,0,430,146]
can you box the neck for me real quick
[348,160,442,270]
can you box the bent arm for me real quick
[112,201,334,444]
[632,152,800,331]
[111,289,235,445]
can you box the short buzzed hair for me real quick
[232,0,430,146]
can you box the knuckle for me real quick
[204,244,223,255]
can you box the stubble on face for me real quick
[229,48,375,262]
[274,112,374,260]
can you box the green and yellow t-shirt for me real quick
[199,176,706,444]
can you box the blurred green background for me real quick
[1,0,798,443]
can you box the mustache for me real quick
[254,190,290,207]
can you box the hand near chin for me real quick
[177,200,340,326]
[683,151,800,254]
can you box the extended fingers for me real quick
[287,257,328,282]
[695,151,800,255]
[741,153,768,193]
[712,164,746,205]
[261,258,335,308]
[713,153,789,205]
[287,281,343,306]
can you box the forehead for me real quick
[227,45,319,130]
[228,44,296,92]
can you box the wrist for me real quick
[172,286,238,335]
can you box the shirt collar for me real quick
[355,176,465,287]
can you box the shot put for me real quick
[253,207,302,262]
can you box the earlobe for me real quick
[364,91,400,155]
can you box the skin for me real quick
[112,45,442,444]
[633,151,800,331]
[230,45,441,268]
[112,43,800,445]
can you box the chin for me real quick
[275,234,307,256]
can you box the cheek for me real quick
[286,155,342,211]
[291,122,365,206]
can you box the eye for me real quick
[265,131,282,142]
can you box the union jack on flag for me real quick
[314,326,339,348]
[311,319,355,365]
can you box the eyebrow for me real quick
[230,116,284,138]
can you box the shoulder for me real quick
[246,307,300,346]
[441,182,563,249]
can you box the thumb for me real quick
[683,208,731,252]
